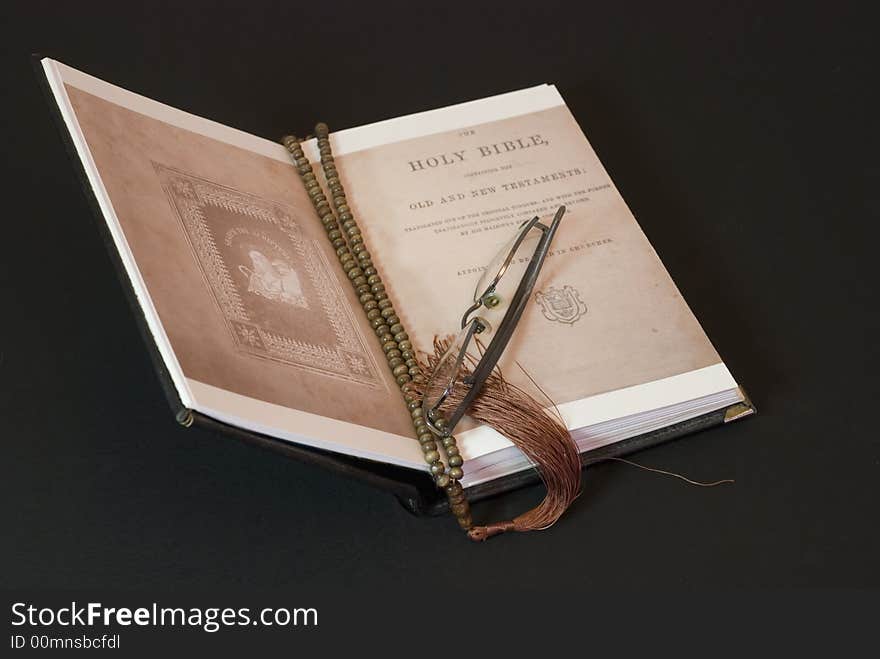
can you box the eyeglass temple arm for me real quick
[445,205,566,430]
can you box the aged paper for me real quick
[65,85,414,439]
[337,105,721,408]
[48,57,734,470]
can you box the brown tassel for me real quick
[420,338,582,541]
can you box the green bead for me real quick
[446,482,463,497]
[450,502,468,516]
[423,450,440,463]
[393,364,408,377]
[430,462,444,476]
[448,455,463,468]
[448,467,463,480]
[396,374,412,386]
[410,406,422,420]
[421,441,438,453]
[456,514,473,530]
[436,473,451,488]
[388,357,403,368]
[407,399,421,411]
[418,433,434,443]
[367,309,381,320]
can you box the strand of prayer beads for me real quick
[282,126,472,532]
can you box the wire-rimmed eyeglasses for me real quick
[423,205,566,436]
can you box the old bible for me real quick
[38,57,754,514]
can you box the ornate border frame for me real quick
[154,163,383,389]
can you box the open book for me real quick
[39,57,753,513]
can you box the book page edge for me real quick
[42,58,195,410]
[186,378,427,470]
[455,362,740,458]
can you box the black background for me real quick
[2,0,879,639]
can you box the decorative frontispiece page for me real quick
[63,84,415,439]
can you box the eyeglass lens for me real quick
[424,317,487,423]
[472,218,543,315]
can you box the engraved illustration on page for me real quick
[534,285,587,325]
[154,163,383,388]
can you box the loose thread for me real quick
[510,361,735,488]
[604,457,735,487]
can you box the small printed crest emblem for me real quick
[534,285,587,325]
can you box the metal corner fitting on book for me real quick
[175,408,194,427]
[724,386,756,423]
